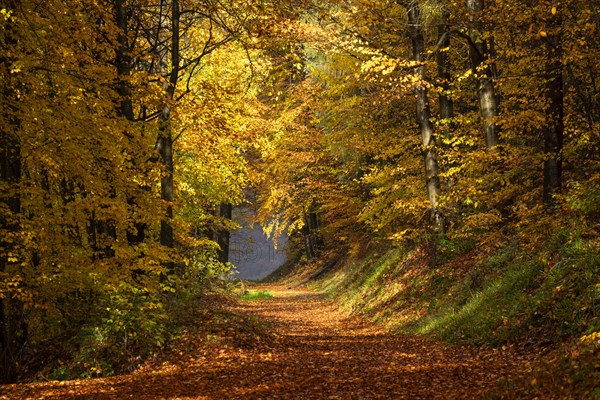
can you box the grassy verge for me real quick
[238,289,274,301]
[307,233,599,398]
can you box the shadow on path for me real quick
[0,285,523,399]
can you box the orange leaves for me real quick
[1,285,528,399]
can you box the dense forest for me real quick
[1,0,598,394]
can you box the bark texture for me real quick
[467,0,500,149]
[217,203,232,264]
[157,0,180,251]
[437,10,454,138]
[405,1,444,231]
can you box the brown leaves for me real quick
[2,285,525,399]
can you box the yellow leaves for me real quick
[460,210,504,235]
[0,7,14,22]
[551,6,557,15]
[441,132,478,148]
[390,229,412,242]
[0,273,29,303]
[456,68,473,82]
[0,274,22,289]
[580,331,600,344]
[9,60,23,74]
[360,55,414,77]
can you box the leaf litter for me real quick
[0,285,529,399]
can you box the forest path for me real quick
[1,285,522,399]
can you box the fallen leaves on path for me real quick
[0,285,526,399]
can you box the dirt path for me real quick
[1,285,522,399]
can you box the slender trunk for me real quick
[437,10,454,138]
[0,130,23,384]
[309,211,318,232]
[115,0,134,121]
[302,212,315,260]
[157,0,180,252]
[466,0,500,149]
[308,206,322,250]
[115,0,148,245]
[158,125,174,248]
[0,93,22,384]
[0,299,7,382]
[126,195,146,244]
[217,203,232,263]
[0,3,27,380]
[405,1,444,232]
[543,2,564,208]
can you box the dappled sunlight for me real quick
[2,285,523,399]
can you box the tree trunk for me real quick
[466,0,500,149]
[0,129,24,384]
[0,96,22,384]
[405,1,444,232]
[217,203,232,263]
[308,204,322,250]
[0,3,27,380]
[114,0,148,246]
[543,1,564,208]
[157,0,180,253]
[437,9,454,138]
[302,212,315,260]
[158,124,174,249]
[115,0,134,121]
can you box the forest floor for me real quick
[0,285,531,399]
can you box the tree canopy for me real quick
[1,0,599,383]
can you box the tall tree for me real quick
[217,203,232,263]
[151,0,180,251]
[466,0,500,149]
[0,0,26,381]
[542,0,564,208]
[437,8,454,138]
[403,0,444,231]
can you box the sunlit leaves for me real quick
[0,0,281,379]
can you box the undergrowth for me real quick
[25,253,247,382]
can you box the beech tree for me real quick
[1,0,599,383]
[465,0,500,149]
[402,0,444,231]
[1,1,24,380]
[542,0,564,207]
[0,0,272,381]
[255,0,599,253]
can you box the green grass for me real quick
[239,289,274,301]
[408,257,544,345]
[312,232,599,347]
[299,229,600,398]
